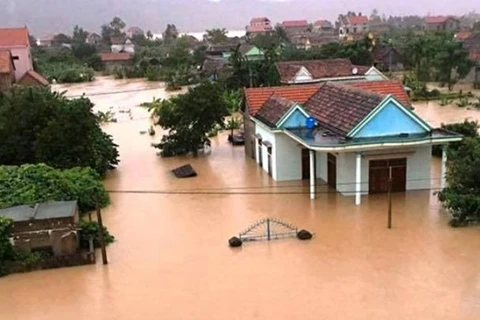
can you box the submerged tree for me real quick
[205,28,228,44]
[439,137,480,226]
[0,86,119,176]
[150,81,229,157]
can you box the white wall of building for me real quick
[335,145,432,196]
[10,47,33,80]
[275,133,303,180]
[406,145,432,190]
[316,151,328,182]
[365,68,386,81]
[255,124,277,179]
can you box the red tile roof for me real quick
[18,70,49,86]
[247,25,273,33]
[255,95,296,127]
[244,84,320,115]
[0,50,14,74]
[250,17,270,23]
[424,16,448,24]
[304,83,383,135]
[0,27,30,47]
[314,20,328,26]
[276,59,367,83]
[347,16,369,25]
[455,31,472,41]
[281,20,309,28]
[350,80,411,107]
[100,52,131,62]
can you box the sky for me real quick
[1,0,477,36]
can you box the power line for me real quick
[63,86,168,99]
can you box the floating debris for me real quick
[172,164,197,178]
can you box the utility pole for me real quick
[387,166,393,229]
[96,196,108,265]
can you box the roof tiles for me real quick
[244,84,321,115]
[0,27,30,47]
[350,80,411,107]
[255,95,296,127]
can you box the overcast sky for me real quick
[2,0,477,36]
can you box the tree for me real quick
[0,217,15,276]
[52,33,72,46]
[151,81,229,156]
[72,25,89,44]
[101,16,126,44]
[163,24,179,45]
[439,137,480,226]
[0,86,119,176]
[433,39,473,90]
[0,164,110,213]
[205,28,228,44]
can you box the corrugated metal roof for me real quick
[0,201,78,222]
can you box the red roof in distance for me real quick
[424,16,448,24]
[281,20,309,28]
[100,52,131,62]
[0,27,30,47]
[250,17,270,23]
[350,80,412,107]
[347,16,369,25]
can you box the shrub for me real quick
[0,164,110,213]
[78,221,115,249]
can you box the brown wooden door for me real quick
[302,149,310,180]
[369,158,406,193]
[327,153,337,189]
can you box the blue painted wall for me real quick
[280,108,308,128]
[353,101,428,138]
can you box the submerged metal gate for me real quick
[238,218,298,242]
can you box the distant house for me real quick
[424,16,460,32]
[0,201,80,256]
[100,52,132,72]
[275,59,387,84]
[459,32,480,84]
[223,44,264,61]
[38,35,54,47]
[246,17,273,36]
[0,50,15,91]
[290,33,338,50]
[242,81,461,205]
[200,56,230,81]
[0,27,34,81]
[281,20,309,34]
[373,46,404,71]
[454,31,472,42]
[111,36,135,54]
[338,14,369,40]
[126,26,144,38]
[312,20,334,35]
[206,43,238,58]
[87,33,102,45]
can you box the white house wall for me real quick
[316,152,328,182]
[254,124,277,178]
[365,68,386,81]
[336,145,432,196]
[275,134,303,180]
[406,145,432,190]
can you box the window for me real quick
[353,27,357,33]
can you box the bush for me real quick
[0,86,119,176]
[78,221,115,249]
[0,164,109,213]
[0,217,15,276]
[39,62,94,83]
[432,120,479,157]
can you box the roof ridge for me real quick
[325,82,386,100]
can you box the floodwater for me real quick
[1,77,480,320]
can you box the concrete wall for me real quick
[365,68,385,81]
[336,145,432,195]
[9,47,33,80]
[243,115,256,159]
[406,145,432,190]
[316,151,328,182]
[275,133,303,180]
[255,123,277,178]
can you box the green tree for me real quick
[0,164,109,213]
[163,24,179,45]
[0,217,15,276]
[151,81,229,156]
[433,39,473,90]
[101,16,126,44]
[205,28,228,44]
[439,137,480,226]
[0,86,119,176]
[52,33,72,46]
[72,25,89,44]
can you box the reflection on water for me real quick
[1,78,480,320]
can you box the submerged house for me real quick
[243,81,461,204]
[275,59,387,84]
[0,201,80,256]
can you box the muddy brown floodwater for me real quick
[1,77,480,320]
